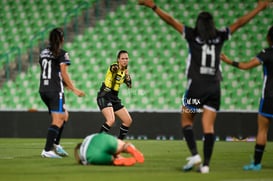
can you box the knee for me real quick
[52,118,65,127]
[64,111,69,122]
[60,111,69,122]
[127,117,133,125]
[123,117,133,127]
[203,125,214,133]
[106,118,116,126]
[51,113,67,127]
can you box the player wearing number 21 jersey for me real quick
[39,48,70,93]
[39,28,85,159]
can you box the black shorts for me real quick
[97,91,124,112]
[259,97,273,118]
[182,79,220,112]
[97,83,124,112]
[39,91,66,114]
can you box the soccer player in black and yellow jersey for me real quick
[97,50,132,140]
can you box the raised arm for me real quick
[220,53,261,70]
[229,1,269,34]
[138,0,184,34]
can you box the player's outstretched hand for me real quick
[220,53,230,64]
[73,88,85,97]
[257,0,270,10]
[138,0,155,8]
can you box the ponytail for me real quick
[195,12,217,44]
[49,28,64,57]
[267,25,273,45]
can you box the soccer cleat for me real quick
[197,165,210,174]
[182,154,202,171]
[243,163,262,171]
[54,144,69,157]
[41,150,62,158]
[126,144,144,163]
[113,157,136,166]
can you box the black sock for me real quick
[254,144,265,165]
[182,125,198,156]
[203,133,215,166]
[118,125,129,140]
[54,122,65,145]
[100,123,111,133]
[44,125,59,151]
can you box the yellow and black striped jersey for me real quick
[104,63,127,91]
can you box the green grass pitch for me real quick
[0,138,273,181]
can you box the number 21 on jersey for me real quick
[42,59,52,79]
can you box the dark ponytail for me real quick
[49,28,64,57]
[267,25,273,46]
[195,12,217,44]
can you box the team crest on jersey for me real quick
[115,75,122,81]
[196,37,220,44]
[64,53,70,60]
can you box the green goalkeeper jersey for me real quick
[79,133,118,165]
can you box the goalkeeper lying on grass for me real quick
[74,132,144,166]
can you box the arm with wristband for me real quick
[138,0,184,34]
[220,53,261,70]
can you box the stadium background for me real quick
[0,0,273,139]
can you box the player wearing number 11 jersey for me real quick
[39,28,85,158]
[139,0,269,173]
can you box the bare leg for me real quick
[101,107,116,127]
[181,106,198,155]
[201,107,217,166]
[253,114,270,165]
[43,112,66,152]
[115,107,132,139]
[256,114,270,145]
[115,107,132,127]
[100,107,115,133]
